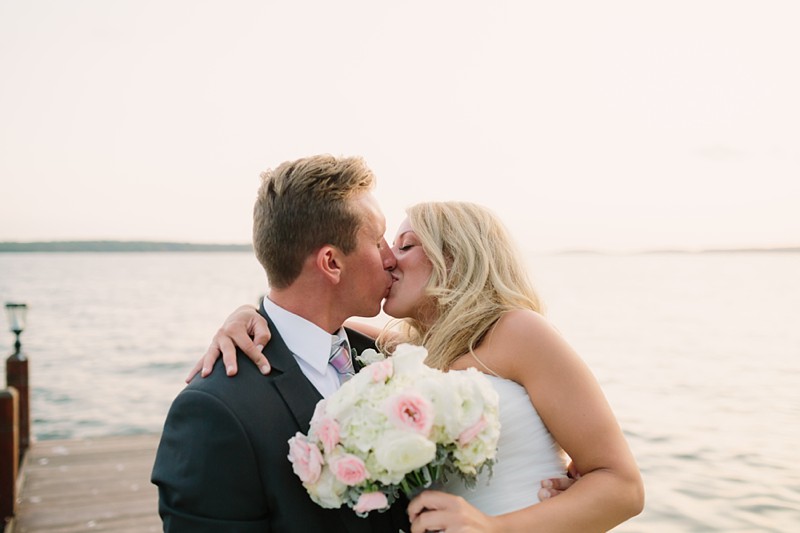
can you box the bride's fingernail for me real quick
[256,345,264,352]
[226,365,235,375]
[201,367,210,377]
[541,479,553,488]
[539,489,551,500]
[260,364,270,375]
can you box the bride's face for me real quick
[383,218,436,323]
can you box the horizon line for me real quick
[0,240,798,255]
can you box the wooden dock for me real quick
[7,434,162,533]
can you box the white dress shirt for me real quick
[262,296,350,399]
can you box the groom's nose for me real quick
[381,238,397,271]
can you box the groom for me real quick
[151,155,409,532]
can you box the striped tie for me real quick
[329,336,355,381]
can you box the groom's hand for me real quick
[538,461,580,500]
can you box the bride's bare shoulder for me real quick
[478,310,571,375]
[491,309,557,344]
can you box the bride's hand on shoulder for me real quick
[185,304,272,382]
[408,490,500,533]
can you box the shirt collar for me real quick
[262,296,348,375]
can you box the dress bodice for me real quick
[439,373,568,515]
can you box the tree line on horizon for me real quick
[0,241,253,252]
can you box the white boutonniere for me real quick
[353,347,386,366]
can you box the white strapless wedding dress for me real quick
[439,374,568,515]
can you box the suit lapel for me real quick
[273,372,322,432]
[258,306,323,431]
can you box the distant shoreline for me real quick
[0,241,797,254]
[556,246,800,255]
[0,241,252,253]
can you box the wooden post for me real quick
[6,352,29,460]
[0,388,19,524]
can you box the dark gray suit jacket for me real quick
[151,305,409,532]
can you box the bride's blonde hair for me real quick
[379,202,543,371]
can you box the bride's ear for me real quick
[316,245,343,284]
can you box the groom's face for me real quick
[337,192,396,318]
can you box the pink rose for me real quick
[369,359,394,383]
[315,417,341,454]
[330,453,369,486]
[288,433,324,484]
[458,416,488,446]
[386,391,434,436]
[354,491,389,515]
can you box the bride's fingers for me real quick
[407,490,451,522]
[235,324,270,375]
[185,358,204,383]
[410,509,447,533]
[197,333,236,377]
[409,491,491,533]
[219,335,242,376]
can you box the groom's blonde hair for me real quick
[381,202,542,371]
[253,154,375,288]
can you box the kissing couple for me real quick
[152,154,644,532]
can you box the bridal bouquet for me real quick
[287,343,500,516]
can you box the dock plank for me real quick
[10,435,162,533]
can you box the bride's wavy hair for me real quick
[379,202,543,371]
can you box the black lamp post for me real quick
[5,303,27,355]
[5,302,30,457]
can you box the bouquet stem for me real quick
[400,463,441,499]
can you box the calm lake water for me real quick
[1,251,798,532]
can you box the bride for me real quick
[198,201,644,531]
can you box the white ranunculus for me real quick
[452,368,499,432]
[373,430,437,479]
[306,467,347,509]
[390,344,429,376]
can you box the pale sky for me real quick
[1,1,798,252]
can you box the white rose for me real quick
[453,368,500,432]
[391,344,429,377]
[306,467,347,509]
[373,430,436,479]
[464,367,500,408]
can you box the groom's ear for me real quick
[316,245,343,284]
